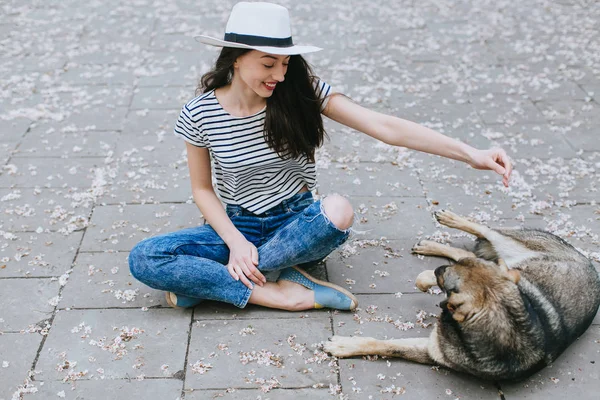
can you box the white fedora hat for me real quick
[195,2,322,55]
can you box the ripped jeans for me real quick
[128,191,351,308]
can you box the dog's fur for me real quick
[324,210,600,381]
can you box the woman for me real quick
[128,2,512,312]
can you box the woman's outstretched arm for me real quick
[322,93,513,187]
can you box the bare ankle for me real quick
[248,281,314,311]
[276,281,313,311]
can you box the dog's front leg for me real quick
[324,336,434,364]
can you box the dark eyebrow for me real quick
[260,55,291,61]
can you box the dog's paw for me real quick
[412,240,441,256]
[434,209,463,228]
[324,336,365,358]
[415,270,437,292]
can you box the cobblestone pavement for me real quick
[1,0,599,399]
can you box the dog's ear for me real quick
[498,258,520,284]
[507,269,520,284]
[497,258,509,272]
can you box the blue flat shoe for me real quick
[278,267,358,311]
[165,292,203,308]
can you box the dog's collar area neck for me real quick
[521,291,537,319]
[520,289,551,353]
[224,33,294,48]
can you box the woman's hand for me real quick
[226,237,265,289]
[467,147,513,187]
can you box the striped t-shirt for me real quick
[174,79,333,214]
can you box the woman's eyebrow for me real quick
[260,55,291,60]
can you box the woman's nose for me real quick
[272,66,286,82]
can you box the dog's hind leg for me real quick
[324,336,434,364]
[412,240,476,262]
[434,210,492,238]
[434,210,539,267]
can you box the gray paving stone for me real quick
[66,107,129,132]
[35,308,191,381]
[580,83,600,99]
[0,278,58,332]
[30,379,183,400]
[120,109,179,138]
[500,325,600,399]
[332,294,441,339]
[137,51,215,87]
[53,85,135,109]
[390,98,484,133]
[317,162,423,198]
[81,203,203,252]
[104,164,192,205]
[114,132,188,172]
[185,317,336,390]
[67,46,141,66]
[150,34,197,53]
[535,99,600,124]
[0,333,43,400]
[130,86,194,110]
[472,94,546,125]
[349,196,432,239]
[327,239,450,294]
[531,176,600,205]
[59,64,136,86]
[524,79,589,102]
[14,129,119,158]
[186,388,332,399]
[423,181,529,221]
[0,53,66,73]
[0,333,42,400]
[561,123,600,152]
[0,187,92,232]
[337,359,500,400]
[0,158,108,189]
[60,252,164,309]
[0,142,14,165]
[0,118,30,143]
[478,123,577,159]
[0,231,82,278]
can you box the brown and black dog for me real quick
[324,210,600,380]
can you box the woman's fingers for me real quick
[249,246,265,283]
[226,264,239,281]
[240,262,264,287]
[234,265,254,289]
[251,246,259,266]
[501,151,513,182]
[492,148,512,187]
[228,261,260,289]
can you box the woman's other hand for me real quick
[226,237,265,289]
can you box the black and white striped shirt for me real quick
[174,79,332,214]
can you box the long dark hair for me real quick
[197,48,327,161]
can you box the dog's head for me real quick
[435,258,521,324]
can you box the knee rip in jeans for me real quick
[319,194,364,235]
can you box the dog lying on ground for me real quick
[324,210,600,380]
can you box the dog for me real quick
[324,210,600,381]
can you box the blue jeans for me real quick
[128,192,351,308]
